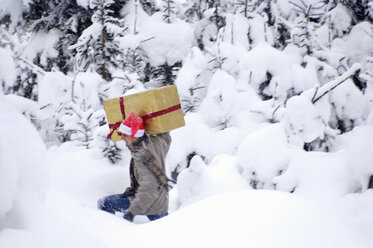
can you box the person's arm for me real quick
[128,152,160,215]
[146,133,172,185]
[142,154,170,185]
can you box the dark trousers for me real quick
[97,194,168,221]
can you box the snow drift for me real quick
[125,190,358,248]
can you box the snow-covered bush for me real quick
[239,42,315,104]
[167,111,244,180]
[167,112,218,178]
[332,21,373,65]
[273,150,359,203]
[199,70,239,128]
[60,103,105,149]
[220,14,250,51]
[72,72,104,110]
[38,72,72,110]
[92,125,125,164]
[282,89,332,148]
[174,154,248,210]
[274,125,373,202]
[328,4,352,38]
[282,64,361,150]
[329,80,368,133]
[37,71,73,146]
[175,46,209,113]
[140,13,193,67]
[236,123,292,190]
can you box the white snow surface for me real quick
[124,190,359,248]
[0,98,48,229]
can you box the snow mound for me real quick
[125,190,358,248]
[237,123,291,189]
[0,98,48,229]
[274,150,357,203]
[174,154,248,209]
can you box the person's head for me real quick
[118,112,145,147]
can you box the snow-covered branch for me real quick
[0,27,46,76]
[311,63,361,104]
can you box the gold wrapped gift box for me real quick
[104,85,185,141]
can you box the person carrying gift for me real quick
[97,112,172,222]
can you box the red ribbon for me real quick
[107,122,122,139]
[107,97,126,139]
[119,97,126,119]
[141,104,181,120]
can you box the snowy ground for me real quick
[1,100,373,248]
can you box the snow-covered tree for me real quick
[143,61,182,86]
[162,0,175,23]
[193,2,226,51]
[59,71,106,148]
[60,103,105,148]
[0,27,46,100]
[175,47,209,113]
[289,0,327,54]
[183,0,207,22]
[139,0,159,15]
[199,70,239,129]
[93,125,124,164]
[138,13,193,87]
[338,0,373,22]
[72,0,126,81]
[283,64,361,151]
[23,0,92,73]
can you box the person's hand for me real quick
[159,176,169,186]
[123,187,135,197]
[123,211,134,222]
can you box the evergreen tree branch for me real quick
[311,63,361,104]
[0,27,46,76]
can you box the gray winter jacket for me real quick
[127,132,171,216]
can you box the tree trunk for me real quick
[167,0,171,23]
[101,1,107,80]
